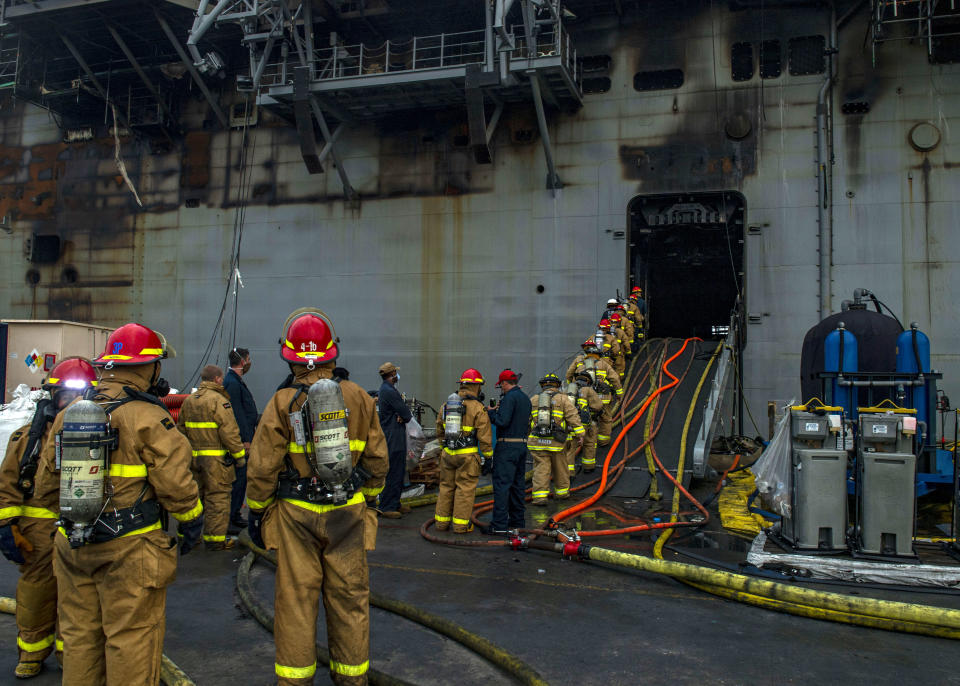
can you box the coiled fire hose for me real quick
[0,596,195,685]
[236,532,549,686]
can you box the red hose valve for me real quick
[562,540,582,559]
[510,536,528,551]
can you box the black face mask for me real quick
[478,390,485,403]
[150,378,171,398]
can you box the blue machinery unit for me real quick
[818,321,951,497]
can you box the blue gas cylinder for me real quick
[824,323,858,419]
[896,323,932,442]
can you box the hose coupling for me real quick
[562,540,583,559]
[510,536,528,551]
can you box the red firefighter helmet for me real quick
[610,312,622,324]
[598,318,611,330]
[631,286,642,294]
[581,338,600,352]
[279,308,339,365]
[458,368,484,384]
[44,357,98,391]
[94,323,171,367]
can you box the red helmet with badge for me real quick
[610,312,622,325]
[458,368,484,384]
[279,307,339,366]
[598,318,611,331]
[581,337,600,353]
[94,323,172,367]
[44,357,98,391]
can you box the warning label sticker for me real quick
[24,348,41,374]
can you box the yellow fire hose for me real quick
[237,533,549,686]
[0,596,195,685]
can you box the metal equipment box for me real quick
[782,410,848,551]
[856,412,917,557]
[1,320,113,403]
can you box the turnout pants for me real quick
[273,499,369,686]
[230,464,247,523]
[15,517,60,664]
[490,444,528,529]
[434,451,481,532]
[577,423,598,470]
[597,406,614,446]
[53,529,177,686]
[531,449,569,501]
[192,455,235,543]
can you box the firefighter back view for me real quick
[564,372,604,477]
[177,364,246,550]
[35,323,203,686]
[434,369,493,533]
[527,374,583,504]
[0,358,98,679]
[565,338,622,449]
[245,308,388,685]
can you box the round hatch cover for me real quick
[908,122,941,152]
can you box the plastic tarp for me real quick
[405,417,427,471]
[747,531,960,588]
[0,384,45,462]
[752,399,794,518]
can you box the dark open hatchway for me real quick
[628,192,745,341]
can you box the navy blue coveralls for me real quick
[487,386,533,529]
[224,367,258,524]
[378,380,412,513]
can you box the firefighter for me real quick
[614,305,636,352]
[0,358,98,679]
[565,371,604,476]
[628,286,647,342]
[610,312,632,361]
[34,323,203,686]
[598,318,625,379]
[527,374,583,505]
[565,338,622,448]
[245,307,388,686]
[435,369,493,533]
[177,364,246,551]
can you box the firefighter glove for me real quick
[481,457,493,476]
[177,515,204,556]
[248,511,265,550]
[0,524,25,564]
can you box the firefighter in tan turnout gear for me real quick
[245,307,388,685]
[435,369,493,533]
[0,358,98,679]
[177,364,246,550]
[564,372,604,477]
[34,323,203,686]
[566,338,623,451]
[528,374,583,504]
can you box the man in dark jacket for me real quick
[482,369,532,535]
[224,347,258,530]
[376,362,412,519]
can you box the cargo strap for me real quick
[60,498,161,547]
[277,464,372,506]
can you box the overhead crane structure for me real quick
[190,0,585,195]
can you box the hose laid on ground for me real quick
[0,596,195,685]
[237,535,549,686]
[577,546,960,639]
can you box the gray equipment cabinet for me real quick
[782,410,848,551]
[856,412,917,557]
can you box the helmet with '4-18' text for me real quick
[279,308,340,366]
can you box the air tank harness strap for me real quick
[17,398,57,498]
[60,495,162,548]
[277,464,373,505]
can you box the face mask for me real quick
[55,390,81,410]
[150,378,171,398]
[478,390,485,403]
[242,361,252,375]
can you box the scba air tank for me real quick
[58,400,109,525]
[444,393,463,443]
[824,322,858,420]
[896,322,932,438]
[594,329,605,350]
[307,379,353,489]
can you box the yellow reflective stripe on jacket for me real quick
[361,485,383,497]
[434,515,452,522]
[56,638,63,652]
[443,446,479,455]
[616,388,624,395]
[171,500,203,522]
[350,439,366,452]
[192,449,228,457]
[282,490,364,515]
[0,505,22,520]
[460,426,475,432]
[21,506,57,519]
[57,520,161,541]
[275,662,317,679]
[528,443,565,452]
[184,421,218,428]
[109,463,148,478]
[18,633,55,652]
[246,495,275,510]
[230,450,245,459]
[481,449,493,458]
[570,426,585,435]
[288,442,313,453]
[330,660,369,677]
